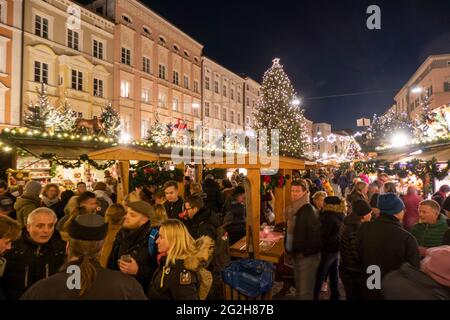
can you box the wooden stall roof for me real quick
[88,145,169,161]
[206,153,306,170]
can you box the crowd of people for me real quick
[0,171,246,300]
[1,167,450,300]
[280,168,450,300]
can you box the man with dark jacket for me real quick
[202,174,224,214]
[163,181,184,219]
[357,193,420,300]
[339,200,372,300]
[1,208,66,300]
[290,180,321,300]
[0,216,22,300]
[21,214,147,300]
[223,186,246,245]
[183,195,216,240]
[14,181,42,227]
[383,246,450,300]
[107,201,155,291]
[314,196,346,300]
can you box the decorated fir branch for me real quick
[253,58,309,158]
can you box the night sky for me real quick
[143,0,450,130]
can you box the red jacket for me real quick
[402,193,421,230]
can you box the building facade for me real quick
[202,57,244,143]
[394,54,450,120]
[312,122,350,161]
[23,0,114,122]
[0,0,23,129]
[88,0,202,140]
[243,76,260,131]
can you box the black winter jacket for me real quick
[383,263,450,300]
[185,207,216,241]
[164,197,184,220]
[356,214,420,300]
[107,221,156,291]
[21,263,147,300]
[1,229,66,300]
[202,179,224,214]
[291,203,321,256]
[320,210,344,253]
[339,214,364,274]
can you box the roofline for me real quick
[395,53,450,98]
[202,56,244,81]
[129,0,203,49]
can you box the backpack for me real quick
[148,228,159,257]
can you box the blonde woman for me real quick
[148,219,214,300]
[346,181,369,215]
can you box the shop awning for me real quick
[395,147,450,163]
[13,139,108,160]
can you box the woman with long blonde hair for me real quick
[346,181,369,215]
[148,219,214,300]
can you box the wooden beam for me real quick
[284,169,293,220]
[196,163,203,183]
[274,169,285,224]
[117,161,129,204]
[176,162,185,199]
[246,168,260,259]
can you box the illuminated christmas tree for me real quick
[57,99,77,132]
[24,83,63,131]
[253,58,309,158]
[100,102,121,138]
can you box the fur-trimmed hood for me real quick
[323,201,347,215]
[184,236,215,271]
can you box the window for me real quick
[141,88,150,103]
[122,14,132,24]
[67,29,79,50]
[184,76,189,89]
[334,145,338,153]
[317,144,320,151]
[246,116,250,125]
[246,97,249,106]
[93,78,103,97]
[143,26,151,36]
[158,93,167,108]
[35,15,49,39]
[237,92,241,103]
[230,88,234,100]
[77,112,83,118]
[173,44,179,52]
[214,105,219,118]
[184,50,189,58]
[141,119,150,138]
[93,39,103,59]
[159,65,166,79]
[121,47,131,65]
[194,81,199,93]
[246,84,249,90]
[204,128,209,144]
[222,108,227,121]
[194,57,199,64]
[193,104,199,117]
[34,61,48,84]
[71,70,83,91]
[252,100,255,107]
[444,82,450,92]
[159,36,166,45]
[205,102,210,117]
[173,98,179,112]
[223,85,227,97]
[237,113,241,125]
[120,80,130,98]
[205,77,210,90]
[142,57,151,74]
[0,1,7,24]
[214,81,219,94]
[230,110,234,123]
[173,71,179,85]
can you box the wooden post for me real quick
[177,162,185,198]
[284,169,292,211]
[117,160,129,204]
[274,169,285,224]
[246,168,260,259]
[196,163,203,183]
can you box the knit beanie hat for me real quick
[421,246,450,287]
[352,199,372,217]
[69,214,108,241]
[23,181,42,198]
[377,193,404,215]
[127,201,153,219]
